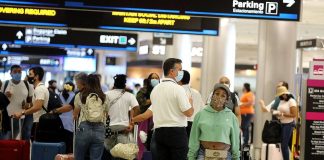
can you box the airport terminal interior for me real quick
[0,0,324,160]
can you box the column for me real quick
[200,19,236,101]
[253,20,297,160]
[166,34,192,71]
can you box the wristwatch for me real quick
[21,110,26,116]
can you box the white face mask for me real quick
[175,70,184,82]
[150,79,159,87]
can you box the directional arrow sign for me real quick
[2,43,8,50]
[128,38,136,45]
[283,0,295,7]
[16,31,23,39]
[160,38,167,45]
[87,49,94,55]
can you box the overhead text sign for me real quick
[0,0,300,21]
[0,26,138,51]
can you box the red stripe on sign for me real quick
[306,112,324,121]
[307,79,324,87]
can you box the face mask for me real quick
[27,76,35,84]
[279,95,285,100]
[11,73,21,81]
[175,70,184,82]
[210,95,226,109]
[150,79,159,87]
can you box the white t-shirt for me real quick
[182,85,204,122]
[106,89,139,127]
[277,98,297,123]
[149,78,192,128]
[1,80,33,116]
[33,83,49,123]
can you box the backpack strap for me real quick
[2,80,9,93]
[3,80,30,102]
[42,106,49,113]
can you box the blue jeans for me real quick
[197,147,231,160]
[241,114,253,145]
[22,115,33,140]
[281,122,294,160]
[75,121,105,160]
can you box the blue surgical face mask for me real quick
[175,70,184,82]
[150,79,159,87]
[11,73,22,81]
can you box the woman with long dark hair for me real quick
[74,74,109,160]
[259,86,297,160]
[135,73,160,159]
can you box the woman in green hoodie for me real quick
[188,83,240,160]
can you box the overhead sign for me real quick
[0,55,60,66]
[153,37,173,45]
[0,26,138,51]
[0,0,300,21]
[0,4,219,35]
[297,39,324,49]
[153,33,173,45]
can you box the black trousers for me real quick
[154,127,188,160]
[186,121,193,138]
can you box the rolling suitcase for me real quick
[31,142,66,160]
[261,143,283,160]
[55,120,78,160]
[0,118,30,160]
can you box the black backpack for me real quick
[262,120,282,143]
[47,90,63,112]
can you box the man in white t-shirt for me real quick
[149,58,194,159]
[13,66,49,140]
[105,74,139,150]
[1,65,34,140]
[178,70,204,137]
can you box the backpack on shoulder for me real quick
[84,93,105,122]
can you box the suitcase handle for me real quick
[10,116,22,140]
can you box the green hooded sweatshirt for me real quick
[188,105,240,160]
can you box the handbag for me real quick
[110,124,139,160]
[110,143,139,160]
[205,149,228,160]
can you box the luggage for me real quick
[36,106,65,142]
[262,120,282,144]
[31,142,66,160]
[241,145,251,160]
[55,120,78,159]
[110,124,139,160]
[0,118,30,160]
[261,143,283,160]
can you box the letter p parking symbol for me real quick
[265,2,278,15]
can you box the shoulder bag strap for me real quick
[109,90,125,107]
